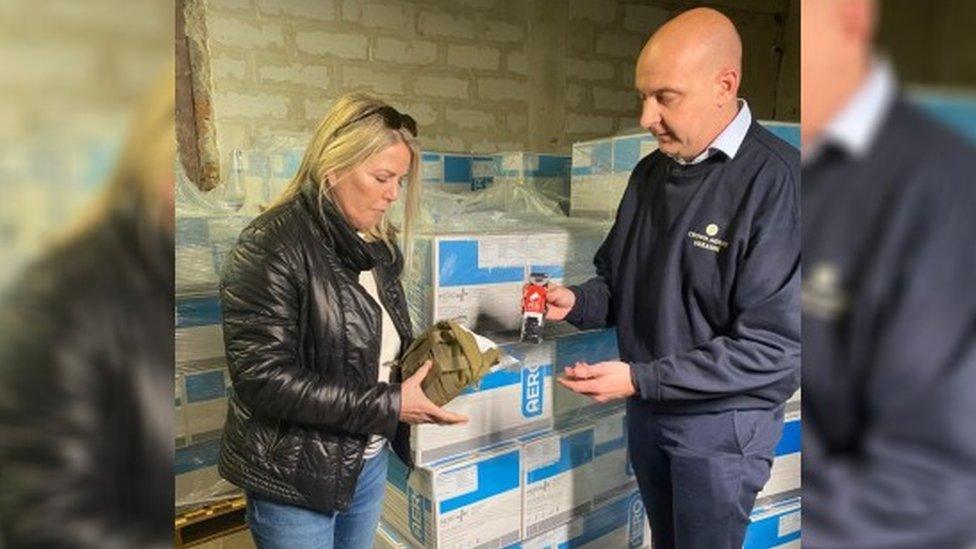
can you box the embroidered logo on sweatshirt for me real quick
[802,262,848,319]
[688,223,729,253]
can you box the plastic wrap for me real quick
[175,156,254,510]
[568,122,801,221]
[392,171,610,336]
[493,151,572,214]
[400,217,612,336]
[418,151,571,209]
[570,132,657,220]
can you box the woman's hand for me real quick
[545,283,576,321]
[399,360,469,425]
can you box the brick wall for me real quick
[0,0,172,284]
[1,0,172,139]
[195,0,798,179]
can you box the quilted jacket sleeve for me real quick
[220,225,401,439]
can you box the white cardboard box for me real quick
[384,444,523,549]
[589,409,637,506]
[411,342,554,465]
[744,497,802,549]
[551,328,623,426]
[405,225,606,335]
[520,423,595,539]
[521,489,651,548]
[374,520,412,549]
[756,401,802,505]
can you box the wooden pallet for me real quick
[174,496,247,548]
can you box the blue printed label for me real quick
[521,365,544,418]
[408,486,428,544]
[628,493,645,548]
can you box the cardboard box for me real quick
[384,444,523,549]
[374,520,412,549]
[759,121,802,149]
[756,401,802,505]
[744,497,802,549]
[551,328,622,426]
[520,424,595,539]
[494,152,572,213]
[569,122,800,220]
[589,409,637,506]
[410,342,554,465]
[420,152,497,193]
[180,366,230,440]
[569,133,654,219]
[520,489,650,548]
[175,437,239,509]
[175,378,188,448]
[406,225,605,335]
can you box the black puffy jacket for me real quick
[0,210,174,548]
[218,180,414,513]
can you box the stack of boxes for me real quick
[568,121,802,220]
[517,490,649,549]
[492,152,572,214]
[744,497,802,549]
[570,132,658,219]
[175,172,253,509]
[420,152,497,192]
[403,222,609,335]
[756,391,802,506]
[381,328,636,548]
[174,292,238,509]
[420,151,570,198]
[382,153,641,544]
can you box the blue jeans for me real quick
[246,446,388,549]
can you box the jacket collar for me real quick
[300,178,376,273]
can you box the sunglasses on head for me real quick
[335,105,418,137]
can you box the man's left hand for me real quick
[557,360,637,403]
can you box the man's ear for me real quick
[716,67,739,107]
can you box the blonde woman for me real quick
[218,94,466,548]
[0,66,174,547]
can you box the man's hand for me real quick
[399,360,469,425]
[557,360,637,403]
[545,283,576,321]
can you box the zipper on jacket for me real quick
[371,266,411,356]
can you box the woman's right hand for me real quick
[399,360,469,425]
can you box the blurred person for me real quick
[217,93,467,549]
[0,67,175,546]
[552,8,800,548]
[802,1,976,547]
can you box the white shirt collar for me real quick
[672,99,752,165]
[807,58,896,161]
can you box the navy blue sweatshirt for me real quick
[566,121,800,414]
[802,97,976,548]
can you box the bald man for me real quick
[803,1,976,547]
[552,8,800,548]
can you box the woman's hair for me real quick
[271,93,421,257]
[62,63,175,245]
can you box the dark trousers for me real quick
[627,401,784,549]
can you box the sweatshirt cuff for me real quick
[631,360,662,402]
[564,286,586,324]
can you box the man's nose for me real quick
[640,99,661,131]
